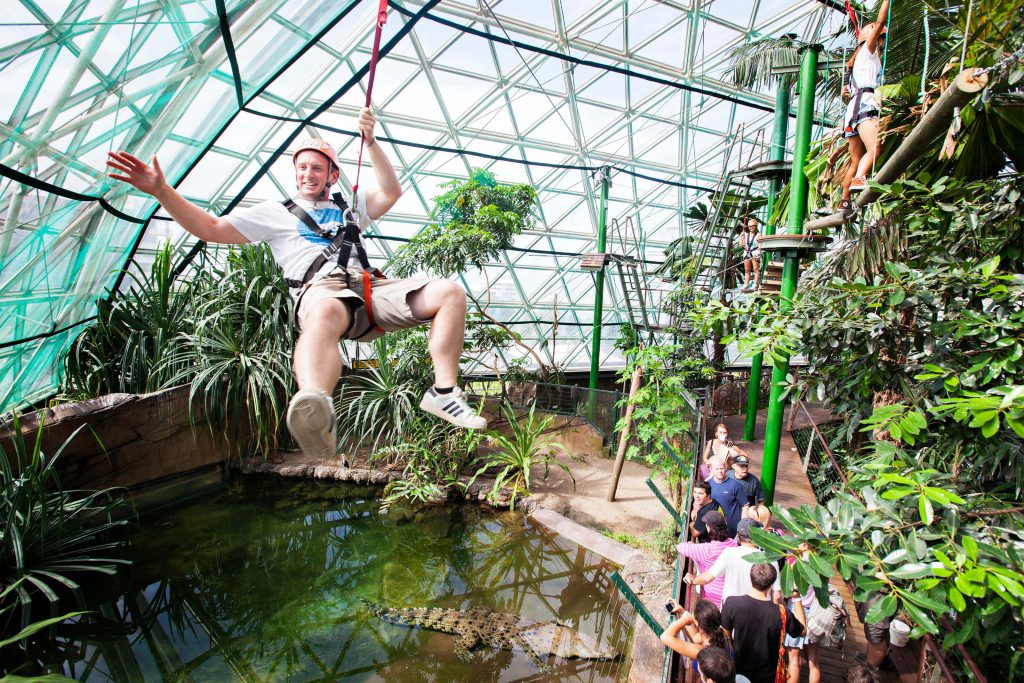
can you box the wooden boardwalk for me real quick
[713,407,870,683]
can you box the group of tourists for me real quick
[664,423,885,683]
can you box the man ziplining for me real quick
[107,106,488,465]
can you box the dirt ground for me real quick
[525,450,675,539]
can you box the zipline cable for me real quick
[351,0,389,201]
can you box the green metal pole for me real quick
[761,45,820,506]
[744,76,792,442]
[588,167,612,419]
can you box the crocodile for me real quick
[362,600,619,669]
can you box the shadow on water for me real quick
[33,475,634,682]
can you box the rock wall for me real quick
[1,385,235,492]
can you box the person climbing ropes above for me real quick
[839,0,889,215]
[107,107,487,465]
[738,218,761,291]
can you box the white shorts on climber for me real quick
[419,387,488,429]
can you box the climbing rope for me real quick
[919,7,930,104]
[351,0,389,204]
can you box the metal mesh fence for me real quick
[467,380,622,444]
[790,419,848,505]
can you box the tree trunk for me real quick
[607,365,643,502]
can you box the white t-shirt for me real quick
[224,191,371,287]
[707,545,782,605]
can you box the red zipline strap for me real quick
[352,0,389,198]
[362,269,385,336]
[845,0,860,39]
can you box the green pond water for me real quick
[46,475,635,682]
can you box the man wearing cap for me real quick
[107,107,487,463]
[683,518,781,606]
[728,455,765,507]
[706,456,748,537]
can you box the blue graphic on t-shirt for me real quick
[295,206,346,245]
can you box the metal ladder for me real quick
[687,169,754,295]
[686,130,757,296]
[610,215,677,336]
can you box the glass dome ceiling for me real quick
[0,0,845,411]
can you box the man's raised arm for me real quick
[356,108,402,221]
[107,152,249,245]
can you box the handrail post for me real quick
[744,75,792,442]
[761,44,821,506]
[588,166,612,420]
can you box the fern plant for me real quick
[472,402,573,510]
[0,415,130,638]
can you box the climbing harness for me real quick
[286,0,391,339]
[282,193,387,338]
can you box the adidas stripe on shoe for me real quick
[419,387,487,429]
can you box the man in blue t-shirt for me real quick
[706,457,748,536]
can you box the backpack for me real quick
[807,587,850,650]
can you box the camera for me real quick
[664,601,675,614]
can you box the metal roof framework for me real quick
[0,0,842,411]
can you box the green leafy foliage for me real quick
[61,242,296,458]
[471,402,573,510]
[388,169,538,278]
[615,341,712,477]
[695,162,1024,679]
[744,450,1024,677]
[0,415,130,645]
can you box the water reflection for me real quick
[39,476,633,682]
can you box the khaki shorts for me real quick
[856,593,892,644]
[295,269,433,342]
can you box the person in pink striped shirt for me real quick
[676,511,738,608]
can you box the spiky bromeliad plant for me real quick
[62,242,201,399]
[472,401,573,510]
[0,417,130,642]
[165,243,296,458]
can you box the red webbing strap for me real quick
[352,0,389,197]
[362,269,385,336]
[845,0,860,39]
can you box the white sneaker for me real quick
[419,387,488,429]
[286,389,337,460]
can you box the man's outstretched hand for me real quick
[107,151,166,197]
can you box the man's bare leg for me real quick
[408,279,466,388]
[409,280,486,429]
[288,299,350,462]
[842,136,866,205]
[293,298,349,393]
